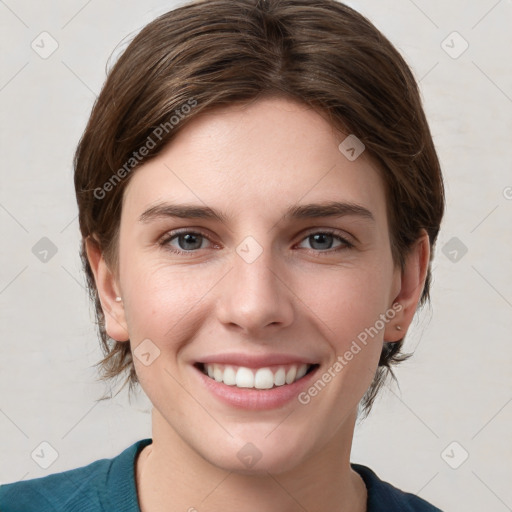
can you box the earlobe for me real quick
[85,237,129,342]
[384,230,430,342]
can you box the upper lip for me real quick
[196,353,318,368]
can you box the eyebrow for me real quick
[139,200,374,225]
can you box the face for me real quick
[97,96,411,474]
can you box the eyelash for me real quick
[159,228,354,256]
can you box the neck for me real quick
[136,408,367,512]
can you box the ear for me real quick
[384,229,430,342]
[85,237,129,342]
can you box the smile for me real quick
[198,363,317,389]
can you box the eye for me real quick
[160,230,213,254]
[159,229,354,256]
[297,230,354,253]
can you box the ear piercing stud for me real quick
[115,296,122,302]
[396,325,402,331]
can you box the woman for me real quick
[0,0,444,510]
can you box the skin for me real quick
[87,95,430,512]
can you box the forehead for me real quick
[122,96,388,226]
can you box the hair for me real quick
[74,0,444,417]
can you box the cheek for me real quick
[120,256,220,344]
[304,264,394,344]
[120,243,395,357]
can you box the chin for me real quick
[195,428,315,476]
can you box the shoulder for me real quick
[0,438,152,512]
[351,463,444,511]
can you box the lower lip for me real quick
[194,365,319,410]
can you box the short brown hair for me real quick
[74,0,444,416]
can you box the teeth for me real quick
[254,368,274,389]
[236,367,254,388]
[285,366,297,384]
[202,363,312,389]
[274,367,286,386]
[296,364,308,380]
[213,365,223,382]
[223,366,236,386]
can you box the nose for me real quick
[216,240,294,336]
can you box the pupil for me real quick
[181,233,201,250]
[311,233,332,250]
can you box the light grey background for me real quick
[1,1,511,510]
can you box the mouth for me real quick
[195,362,319,390]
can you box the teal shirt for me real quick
[0,438,443,511]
